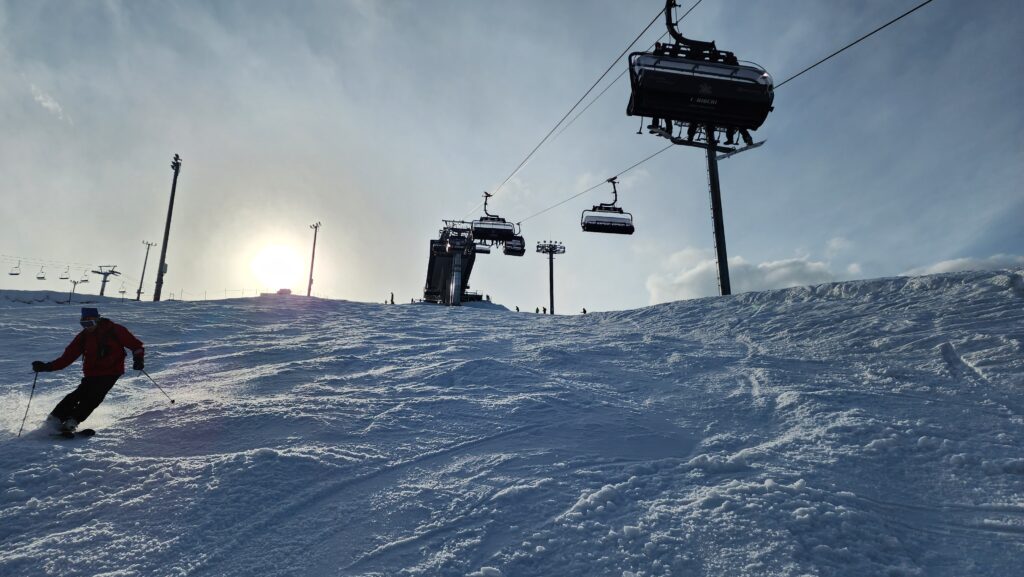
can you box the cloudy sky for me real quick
[1,0,1021,312]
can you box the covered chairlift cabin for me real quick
[471,192,517,243]
[626,1,773,136]
[581,177,635,235]
[503,235,526,256]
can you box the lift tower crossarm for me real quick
[91,266,121,297]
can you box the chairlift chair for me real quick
[472,216,516,242]
[36,267,45,280]
[627,53,773,131]
[626,0,773,133]
[581,177,635,235]
[503,235,526,257]
[471,192,517,242]
[59,266,70,280]
[8,261,20,276]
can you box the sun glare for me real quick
[250,244,304,291]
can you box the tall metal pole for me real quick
[705,125,732,296]
[137,241,157,301]
[307,221,321,297]
[548,251,555,314]
[154,154,182,302]
[536,241,565,315]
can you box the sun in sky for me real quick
[250,244,305,291]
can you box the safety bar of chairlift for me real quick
[630,53,771,85]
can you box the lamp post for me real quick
[154,154,182,302]
[307,221,321,297]
[137,241,157,301]
[536,240,565,315]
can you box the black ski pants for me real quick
[50,375,120,424]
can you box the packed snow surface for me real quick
[2,270,1023,576]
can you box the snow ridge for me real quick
[2,269,1023,576]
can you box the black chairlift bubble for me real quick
[581,177,635,235]
[471,191,517,243]
[503,235,526,257]
[626,0,773,133]
[627,54,773,131]
[472,216,516,242]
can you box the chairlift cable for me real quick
[775,0,936,89]
[517,143,673,225]
[486,4,668,201]
[554,1,704,140]
[461,5,669,222]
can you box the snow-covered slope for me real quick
[2,270,1023,577]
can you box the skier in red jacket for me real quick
[32,307,145,433]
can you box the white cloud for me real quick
[826,236,852,258]
[647,250,840,304]
[904,254,1024,276]
[30,83,72,124]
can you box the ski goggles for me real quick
[80,318,98,328]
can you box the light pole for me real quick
[137,241,157,301]
[154,154,182,302]
[307,221,321,297]
[536,240,565,315]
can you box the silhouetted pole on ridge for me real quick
[68,278,85,304]
[705,124,731,296]
[137,241,157,301]
[307,221,321,297]
[154,154,182,302]
[536,241,565,315]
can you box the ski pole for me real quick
[139,369,175,404]
[17,372,39,437]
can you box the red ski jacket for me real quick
[48,319,145,377]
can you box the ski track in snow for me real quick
[1,269,1023,576]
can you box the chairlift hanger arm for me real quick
[664,0,715,51]
[482,191,494,217]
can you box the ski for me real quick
[51,429,96,439]
[716,140,765,161]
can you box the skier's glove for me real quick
[31,361,50,372]
[132,355,144,371]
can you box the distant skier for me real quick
[31,307,144,433]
